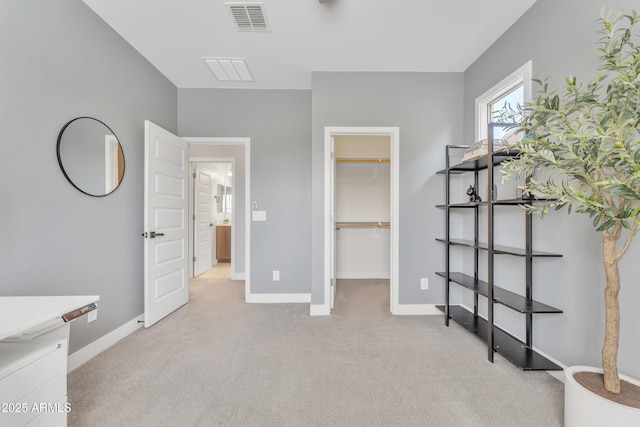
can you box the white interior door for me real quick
[194,169,213,276]
[144,120,189,327]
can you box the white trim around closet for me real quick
[318,126,400,316]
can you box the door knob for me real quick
[142,231,165,238]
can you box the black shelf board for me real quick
[437,199,557,208]
[435,238,563,258]
[435,272,563,313]
[494,198,558,206]
[436,305,563,371]
[436,151,517,174]
[436,203,481,209]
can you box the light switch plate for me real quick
[252,210,267,221]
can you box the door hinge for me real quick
[193,256,196,262]
[193,172,196,179]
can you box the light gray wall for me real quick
[311,72,464,305]
[0,0,177,353]
[464,0,640,379]
[178,89,312,294]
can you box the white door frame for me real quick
[186,137,251,300]
[323,126,400,314]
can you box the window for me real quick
[475,61,532,141]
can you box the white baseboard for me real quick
[231,272,245,280]
[310,304,330,316]
[337,272,390,279]
[245,293,310,303]
[67,314,144,372]
[309,303,439,316]
[392,304,442,315]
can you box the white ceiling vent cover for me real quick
[226,2,270,32]
[203,58,254,82]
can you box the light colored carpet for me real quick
[68,275,563,426]
[197,263,231,279]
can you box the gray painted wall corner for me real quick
[1,0,177,353]
[463,0,640,378]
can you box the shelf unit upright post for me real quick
[486,123,496,362]
[525,175,533,348]
[435,122,564,371]
[444,144,479,328]
[444,145,451,327]
[472,152,480,324]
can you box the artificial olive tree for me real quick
[502,10,640,393]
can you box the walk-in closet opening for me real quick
[324,127,399,314]
[335,134,390,286]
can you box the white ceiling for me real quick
[82,0,538,90]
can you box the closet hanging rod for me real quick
[336,221,390,228]
[336,158,390,163]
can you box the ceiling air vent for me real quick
[226,2,270,32]
[203,58,254,82]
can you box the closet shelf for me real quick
[336,221,390,228]
[435,305,563,371]
[336,158,390,163]
[435,238,562,257]
[435,272,562,313]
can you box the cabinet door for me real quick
[216,226,231,262]
[0,339,67,427]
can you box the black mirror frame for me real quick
[56,117,125,197]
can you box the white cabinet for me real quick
[0,338,68,427]
[0,295,99,427]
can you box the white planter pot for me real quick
[565,365,640,427]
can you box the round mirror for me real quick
[56,117,125,197]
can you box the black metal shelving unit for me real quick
[435,124,563,371]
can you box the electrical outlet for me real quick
[88,309,98,323]
[420,278,429,290]
[273,270,280,281]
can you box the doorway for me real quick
[324,127,400,314]
[187,137,251,299]
[335,135,391,277]
[192,161,234,278]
